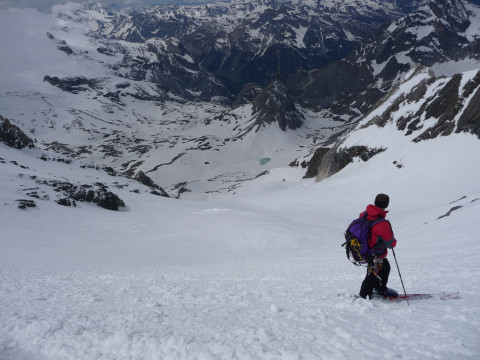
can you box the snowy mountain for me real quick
[301,0,480,182]
[1,1,480,359]
[62,0,417,94]
[287,0,480,125]
[0,0,417,198]
[0,0,479,201]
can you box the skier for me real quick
[359,194,398,299]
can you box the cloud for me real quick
[0,0,227,12]
[0,0,85,12]
[51,1,86,13]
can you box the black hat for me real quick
[375,194,390,209]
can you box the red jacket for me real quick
[360,204,397,258]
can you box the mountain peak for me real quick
[251,77,304,131]
[427,0,469,32]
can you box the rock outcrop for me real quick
[0,116,35,149]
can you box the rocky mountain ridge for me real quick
[286,0,480,123]
[1,0,479,198]
[309,64,480,181]
[222,0,480,149]
[79,0,424,95]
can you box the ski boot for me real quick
[373,287,398,297]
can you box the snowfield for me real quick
[1,127,480,359]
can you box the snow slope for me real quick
[1,122,480,359]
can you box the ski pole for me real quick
[392,249,409,306]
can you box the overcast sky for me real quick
[0,0,227,12]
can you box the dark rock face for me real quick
[134,170,156,187]
[0,116,35,149]
[304,148,330,179]
[414,74,463,141]
[437,205,463,219]
[37,179,126,211]
[250,77,304,131]
[234,83,263,106]
[56,198,77,207]
[287,61,377,112]
[315,145,386,181]
[145,40,230,102]
[428,0,470,33]
[457,86,480,138]
[43,75,98,93]
[57,43,74,55]
[134,171,170,197]
[456,71,480,138]
[16,199,36,209]
[97,46,116,56]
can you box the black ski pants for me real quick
[359,258,391,299]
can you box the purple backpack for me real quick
[343,213,386,265]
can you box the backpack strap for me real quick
[370,218,386,227]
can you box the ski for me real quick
[371,291,461,301]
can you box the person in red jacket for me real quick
[359,194,398,299]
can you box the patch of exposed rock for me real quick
[43,75,98,93]
[250,76,304,132]
[37,179,126,211]
[313,145,386,181]
[0,116,35,149]
[303,148,330,179]
[135,171,170,197]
